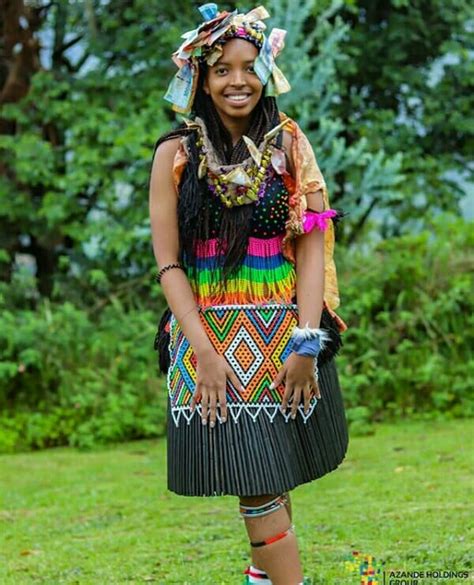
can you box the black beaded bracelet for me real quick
[155,262,184,284]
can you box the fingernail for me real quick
[291,414,296,420]
[240,385,245,391]
[221,417,227,423]
[202,418,207,425]
[269,382,275,390]
[280,406,285,413]
[210,421,215,428]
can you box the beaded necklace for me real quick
[184,117,290,209]
[197,136,273,207]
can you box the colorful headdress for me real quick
[164,3,291,113]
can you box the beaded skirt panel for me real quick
[167,303,319,427]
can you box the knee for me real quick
[239,491,290,507]
[238,493,290,518]
[239,494,280,507]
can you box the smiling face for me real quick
[203,38,264,131]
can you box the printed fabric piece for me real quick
[280,114,341,314]
[167,303,319,427]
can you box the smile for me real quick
[224,93,251,106]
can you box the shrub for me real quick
[337,214,474,423]
[0,299,167,452]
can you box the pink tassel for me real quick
[302,209,338,233]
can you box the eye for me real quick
[214,67,228,76]
[247,64,256,73]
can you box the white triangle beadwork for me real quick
[170,399,318,428]
[229,404,244,423]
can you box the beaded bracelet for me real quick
[290,324,330,385]
[155,262,184,284]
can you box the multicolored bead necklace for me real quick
[185,116,290,209]
[196,136,273,207]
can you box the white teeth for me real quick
[226,95,249,101]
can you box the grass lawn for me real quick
[0,418,472,585]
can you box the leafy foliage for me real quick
[332,0,473,237]
[337,214,474,429]
[1,0,471,300]
[272,0,406,246]
[0,1,472,452]
[0,214,471,453]
[0,297,167,452]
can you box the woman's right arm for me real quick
[149,138,240,425]
[149,138,214,358]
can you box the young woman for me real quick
[149,5,349,584]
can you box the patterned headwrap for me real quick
[164,3,291,113]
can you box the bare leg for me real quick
[251,491,292,569]
[240,494,303,585]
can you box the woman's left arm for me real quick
[282,125,326,328]
[271,128,326,416]
[273,192,325,417]
[295,189,325,329]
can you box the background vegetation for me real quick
[0,0,472,452]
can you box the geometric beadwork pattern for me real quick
[167,303,319,426]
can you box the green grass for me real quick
[0,419,472,585]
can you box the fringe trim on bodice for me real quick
[189,234,296,307]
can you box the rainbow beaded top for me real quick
[185,167,296,307]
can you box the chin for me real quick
[223,106,255,118]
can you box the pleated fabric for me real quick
[167,357,348,497]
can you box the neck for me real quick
[220,114,252,145]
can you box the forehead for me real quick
[217,38,259,63]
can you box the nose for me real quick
[229,70,245,87]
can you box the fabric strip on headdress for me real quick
[164,4,291,113]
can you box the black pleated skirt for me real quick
[167,357,348,497]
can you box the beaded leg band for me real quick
[239,494,289,518]
[250,524,295,548]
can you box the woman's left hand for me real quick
[271,352,321,418]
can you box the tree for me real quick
[333,0,473,237]
[270,0,405,245]
[0,0,471,306]
[0,0,194,303]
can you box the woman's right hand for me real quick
[190,348,242,427]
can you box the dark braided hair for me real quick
[153,55,281,284]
